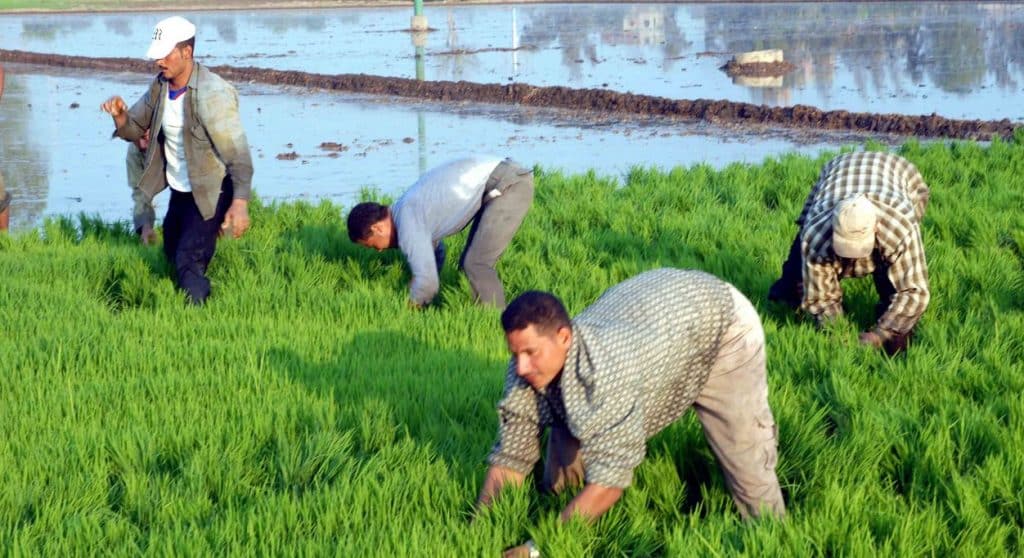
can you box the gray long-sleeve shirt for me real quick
[392,155,503,305]
[488,269,736,488]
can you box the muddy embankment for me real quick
[2,49,1020,141]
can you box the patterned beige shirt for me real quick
[488,269,735,488]
[798,152,931,335]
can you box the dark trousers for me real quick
[767,235,805,308]
[162,180,233,305]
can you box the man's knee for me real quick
[460,257,494,278]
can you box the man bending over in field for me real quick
[347,155,533,308]
[478,269,786,557]
[767,151,930,354]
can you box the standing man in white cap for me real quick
[101,15,253,304]
[767,151,930,354]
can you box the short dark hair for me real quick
[347,202,390,242]
[501,291,571,335]
[176,37,195,55]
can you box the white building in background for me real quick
[621,7,666,46]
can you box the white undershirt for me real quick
[162,92,192,193]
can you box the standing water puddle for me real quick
[1,2,1022,230]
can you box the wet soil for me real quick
[318,142,350,152]
[2,49,1019,141]
[721,60,796,78]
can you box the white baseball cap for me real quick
[146,16,196,60]
[832,194,877,259]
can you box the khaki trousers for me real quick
[543,286,786,519]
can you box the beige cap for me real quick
[832,195,877,259]
[146,16,196,60]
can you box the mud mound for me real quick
[721,60,796,77]
[433,45,538,56]
[318,142,349,152]
[2,49,1019,141]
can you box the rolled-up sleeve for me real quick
[488,363,543,474]
[569,359,646,488]
[877,227,930,335]
[578,402,645,488]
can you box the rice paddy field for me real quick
[1,136,1023,556]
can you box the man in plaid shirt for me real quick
[768,151,930,353]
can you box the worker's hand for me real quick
[858,330,884,349]
[502,543,536,558]
[221,199,250,239]
[134,129,151,152]
[883,330,913,356]
[139,223,157,246]
[101,95,128,117]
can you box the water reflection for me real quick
[700,2,1024,108]
[2,3,1021,119]
[413,29,428,175]
[0,66,849,233]
[0,72,51,230]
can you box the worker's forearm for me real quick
[117,112,129,130]
[560,483,623,522]
[477,465,526,509]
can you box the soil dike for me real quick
[2,49,1019,141]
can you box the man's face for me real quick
[506,324,572,391]
[156,45,191,83]
[357,219,392,252]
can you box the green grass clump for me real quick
[1,138,1023,556]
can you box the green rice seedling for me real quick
[1,137,1022,556]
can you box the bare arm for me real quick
[560,483,623,522]
[476,465,526,510]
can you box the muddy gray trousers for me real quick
[458,159,535,308]
[543,286,786,519]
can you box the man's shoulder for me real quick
[195,64,237,94]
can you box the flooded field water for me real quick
[1,2,1022,230]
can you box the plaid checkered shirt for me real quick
[798,151,931,336]
[487,269,735,488]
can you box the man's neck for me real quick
[169,62,194,90]
[388,214,399,249]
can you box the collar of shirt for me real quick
[168,85,188,100]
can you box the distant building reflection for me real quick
[701,2,1024,104]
